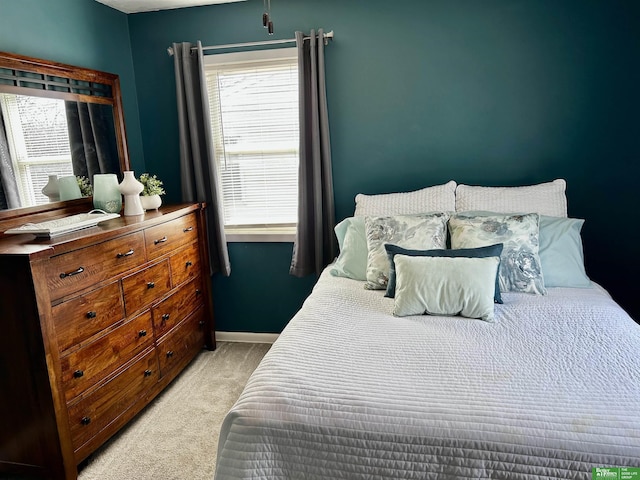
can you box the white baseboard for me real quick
[215,331,279,344]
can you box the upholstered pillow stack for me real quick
[330,179,590,322]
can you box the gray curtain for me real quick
[173,41,231,276]
[290,29,336,277]
[65,102,120,181]
[0,111,21,209]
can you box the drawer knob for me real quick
[166,350,174,358]
[147,282,155,289]
[154,236,168,245]
[138,330,147,337]
[73,369,84,378]
[161,313,170,322]
[81,416,91,426]
[59,267,84,279]
[86,311,97,319]
[199,320,205,329]
[116,249,135,259]
[144,369,153,377]
[183,226,194,233]
[185,261,193,268]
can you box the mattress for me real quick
[215,269,640,479]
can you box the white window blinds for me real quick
[204,48,299,229]
[0,93,73,206]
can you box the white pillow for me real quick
[393,255,499,322]
[455,179,567,217]
[364,213,449,290]
[354,181,456,216]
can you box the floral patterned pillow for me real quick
[364,213,449,290]
[448,213,547,295]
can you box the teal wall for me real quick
[0,0,145,172]
[129,0,640,329]
[2,0,639,331]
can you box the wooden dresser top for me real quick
[0,203,203,259]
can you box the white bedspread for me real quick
[215,270,640,479]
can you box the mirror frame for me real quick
[0,51,130,228]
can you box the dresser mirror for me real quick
[0,51,130,218]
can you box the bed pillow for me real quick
[455,179,567,217]
[384,243,504,304]
[330,217,368,280]
[364,213,449,290]
[539,216,590,287]
[448,213,546,295]
[354,181,456,216]
[393,255,500,322]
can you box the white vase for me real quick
[140,194,162,211]
[118,171,144,216]
[42,174,60,202]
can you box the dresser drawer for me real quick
[152,278,204,340]
[46,232,146,301]
[122,260,171,316]
[170,243,201,287]
[60,311,154,402]
[52,281,124,353]
[157,307,205,377]
[67,347,159,453]
[144,213,198,261]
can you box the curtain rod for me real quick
[167,30,333,56]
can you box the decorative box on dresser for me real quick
[0,202,215,480]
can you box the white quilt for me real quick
[215,270,640,479]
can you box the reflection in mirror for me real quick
[0,50,129,215]
[0,94,119,209]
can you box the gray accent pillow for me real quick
[448,213,546,295]
[364,213,449,290]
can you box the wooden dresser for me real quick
[0,203,215,480]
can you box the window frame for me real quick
[204,47,299,243]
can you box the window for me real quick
[204,48,299,241]
[0,93,74,206]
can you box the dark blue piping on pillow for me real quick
[384,243,504,304]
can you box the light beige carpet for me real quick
[78,342,271,480]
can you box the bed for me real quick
[215,180,640,479]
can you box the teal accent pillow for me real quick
[539,216,590,287]
[393,255,500,322]
[384,243,503,303]
[330,217,368,280]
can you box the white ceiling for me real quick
[94,0,246,14]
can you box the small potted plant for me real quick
[139,173,166,211]
[76,176,93,197]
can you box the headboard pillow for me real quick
[455,179,567,217]
[330,216,368,281]
[354,181,456,216]
[364,213,449,290]
[538,216,590,287]
[448,213,546,295]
